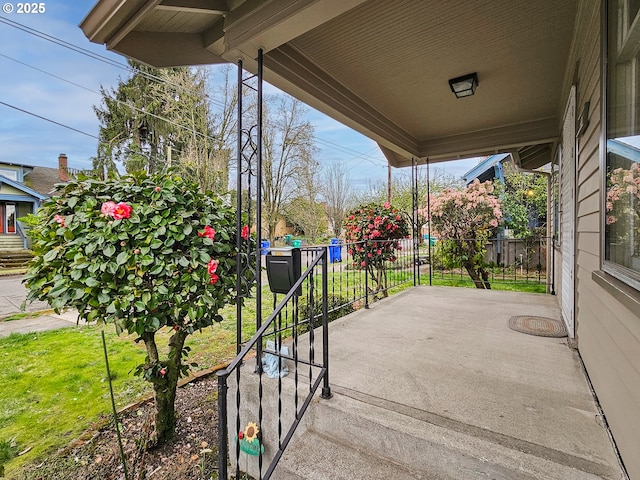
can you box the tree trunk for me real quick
[463,261,490,289]
[141,329,187,446]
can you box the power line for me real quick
[1,17,387,168]
[0,16,229,110]
[0,52,221,143]
[0,99,99,139]
[0,99,159,164]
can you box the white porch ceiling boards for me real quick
[81,0,579,169]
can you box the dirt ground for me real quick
[14,376,221,480]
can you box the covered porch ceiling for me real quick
[81,0,578,170]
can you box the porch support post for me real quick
[321,246,332,399]
[427,158,432,286]
[411,158,420,287]
[255,48,264,372]
[236,59,243,355]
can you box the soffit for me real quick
[82,0,578,168]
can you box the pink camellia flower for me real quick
[101,201,116,216]
[209,273,219,285]
[383,202,391,209]
[241,225,249,240]
[198,225,216,239]
[154,186,161,192]
[159,368,166,377]
[207,259,219,275]
[112,202,132,220]
[54,214,65,227]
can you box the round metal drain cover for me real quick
[508,316,567,338]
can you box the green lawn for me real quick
[0,304,257,476]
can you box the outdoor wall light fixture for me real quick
[448,72,478,98]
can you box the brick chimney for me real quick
[58,154,68,181]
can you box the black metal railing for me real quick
[298,238,415,313]
[217,247,331,480]
[424,236,550,288]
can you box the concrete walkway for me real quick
[0,275,80,337]
[268,286,624,479]
[0,310,80,337]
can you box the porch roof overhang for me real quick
[81,0,578,170]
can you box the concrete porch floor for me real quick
[273,286,625,479]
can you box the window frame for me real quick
[602,0,640,292]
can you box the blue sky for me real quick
[0,1,480,191]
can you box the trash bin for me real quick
[285,234,293,245]
[260,239,270,255]
[329,238,342,263]
[424,235,437,246]
[291,239,302,248]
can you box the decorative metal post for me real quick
[321,247,332,399]
[411,158,420,287]
[427,158,433,286]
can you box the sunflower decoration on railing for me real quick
[237,421,264,456]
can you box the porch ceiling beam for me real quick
[262,43,419,157]
[115,31,227,67]
[157,0,229,15]
[219,0,369,58]
[412,118,559,163]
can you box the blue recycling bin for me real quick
[329,238,342,263]
[260,239,271,255]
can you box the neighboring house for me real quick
[0,154,70,248]
[463,153,547,232]
[82,1,640,477]
[462,153,510,185]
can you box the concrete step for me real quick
[274,386,617,480]
[275,430,447,480]
[0,249,32,268]
[0,236,24,249]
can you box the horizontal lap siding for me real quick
[571,1,640,477]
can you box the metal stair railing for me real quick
[217,246,331,480]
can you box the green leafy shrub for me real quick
[297,294,356,333]
[343,202,410,298]
[23,172,255,445]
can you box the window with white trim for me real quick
[605,0,640,290]
[0,169,18,181]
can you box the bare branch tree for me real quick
[323,161,352,237]
[262,95,317,242]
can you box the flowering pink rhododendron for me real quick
[423,179,502,289]
[606,162,640,227]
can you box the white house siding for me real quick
[567,1,640,478]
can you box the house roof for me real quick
[24,166,63,196]
[81,0,578,170]
[463,154,511,185]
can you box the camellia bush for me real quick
[343,202,410,298]
[23,172,255,445]
[425,179,502,289]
